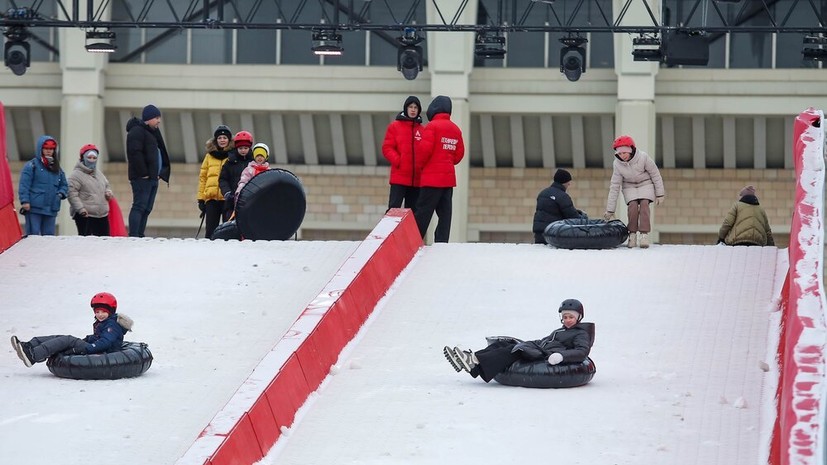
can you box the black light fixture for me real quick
[802,35,827,61]
[475,31,506,59]
[662,30,709,66]
[397,28,424,81]
[632,35,663,62]
[311,29,343,56]
[85,29,117,53]
[559,36,587,82]
[3,26,30,76]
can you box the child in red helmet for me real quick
[219,131,254,217]
[10,292,133,368]
[603,135,666,248]
[443,298,591,383]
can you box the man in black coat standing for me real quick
[126,104,171,237]
[531,168,583,244]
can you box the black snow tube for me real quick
[46,341,153,380]
[211,219,242,241]
[493,358,596,388]
[235,169,306,240]
[543,218,629,249]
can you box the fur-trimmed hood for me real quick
[117,313,134,332]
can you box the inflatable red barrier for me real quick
[769,108,826,465]
[108,197,127,237]
[175,208,422,465]
[0,101,22,253]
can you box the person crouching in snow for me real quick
[235,142,270,199]
[444,298,591,382]
[10,292,133,368]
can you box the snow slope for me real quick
[0,238,785,465]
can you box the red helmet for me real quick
[612,135,636,150]
[90,292,117,313]
[233,131,253,147]
[79,143,99,158]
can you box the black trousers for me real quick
[387,184,420,213]
[472,341,523,383]
[414,187,453,242]
[27,335,87,363]
[74,215,110,236]
[204,200,225,239]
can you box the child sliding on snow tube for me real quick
[10,292,133,368]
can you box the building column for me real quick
[425,1,477,243]
[56,5,108,236]
[613,0,660,241]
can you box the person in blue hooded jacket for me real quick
[18,135,68,235]
[10,292,134,368]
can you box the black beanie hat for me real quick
[141,104,161,121]
[553,169,572,184]
[214,125,232,140]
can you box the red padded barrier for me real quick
[175,209,422,465]
[209,414,263,465]
[247,395,280,455]
[0,101,22,254]
[769,108,826,465]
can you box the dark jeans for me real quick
[24,213,57,236]
[27,335,87,363]
[472,341,522,383]
[414,187,453,242]
[128,178,159,237]
[387,184,420,213]
[204,200,225,239]
[74,215,110,236]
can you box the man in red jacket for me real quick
[414,95,465,242]
[381,96,424,212]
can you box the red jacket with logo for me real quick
[382,116,424,186]
[419,113,465,188]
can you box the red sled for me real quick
[108,198,127,237]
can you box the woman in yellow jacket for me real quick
[197,125,234,239]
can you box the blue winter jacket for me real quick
[83,313,126,354]
[18,135,68,216]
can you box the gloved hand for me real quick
[655,196,665,206]
[78,209,88,217]
[602,211,615,222]
[198,200,206,213]
[223,192,234,203]
[58,192,67,200]
[548,353,564,365]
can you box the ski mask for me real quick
[81,150,98,170]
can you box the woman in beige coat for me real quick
[603,135,666,248]
[68,144,113,236]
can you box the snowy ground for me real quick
[0,238,785,465]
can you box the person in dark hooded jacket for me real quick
[126,104,171,237]
[382,95,425,212]
[718,185,775,246]
[10,292,134,368]
[532,168,585,244]
[18,135,68,236]
[414,95,465,242]
[444,298,592,383]
[219,130,254,218]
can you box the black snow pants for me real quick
[28,335,87,363]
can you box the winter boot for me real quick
[10,336,33,367]
[452,347,478,372]
[443,346,462,372]
[627,232,637,248]
[639,233,650,248]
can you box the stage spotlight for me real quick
[632,35,663,62]
[662,31,709,66]
[475,31,506,59]
[311,30,343,56]
[397,28,424,80]
[3,27,30,76]
[85,30,117,53]
[559,36,587,82]
[802,35,827,61]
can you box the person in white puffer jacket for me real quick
[603,135,666,248]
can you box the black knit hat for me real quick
[214,125,232,140]
[553,169,572,184]
[141,104,161,121]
